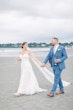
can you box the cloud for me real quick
[0,0,73,18]
[0,0,73,43]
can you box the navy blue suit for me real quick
[44,45,68,94]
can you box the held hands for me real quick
[40,64,46,67]
[54,59,61,63]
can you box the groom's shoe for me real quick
[56,91,64,95]
[47,93,54,97]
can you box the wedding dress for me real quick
[17,53,70,95]
[17,53,47,95]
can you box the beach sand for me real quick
[0,50,73,110]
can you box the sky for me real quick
[0,0,73,43]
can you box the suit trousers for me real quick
[50,65,64,94]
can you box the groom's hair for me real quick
[52,37,59,41]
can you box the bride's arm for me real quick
[29,50,42,65]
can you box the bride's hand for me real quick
[16,57,21,61]
[40,64,46,67]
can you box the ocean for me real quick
[0,48,73,57]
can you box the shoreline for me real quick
[0,47,73,57]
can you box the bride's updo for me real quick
[21,42,27,48]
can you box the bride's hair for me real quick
[21,42,27,48]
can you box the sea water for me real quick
[0,48,73,57]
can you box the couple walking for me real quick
[14,37,69,97]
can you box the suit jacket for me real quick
[43,45,68,70]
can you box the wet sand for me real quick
[0,50,73,110]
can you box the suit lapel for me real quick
[52,47,54,55]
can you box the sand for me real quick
[0,50,73,110]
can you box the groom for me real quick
[41,38,68,97]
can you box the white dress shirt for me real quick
[54,44,59,54]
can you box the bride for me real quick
[14,42,47,96]
[14,42,70,96]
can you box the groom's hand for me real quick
[41,64,46,67]
[55,59,61,63]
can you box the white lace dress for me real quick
[17,54,47,95]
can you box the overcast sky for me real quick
[0,0,73,43]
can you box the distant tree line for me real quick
[0,42,73,48]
